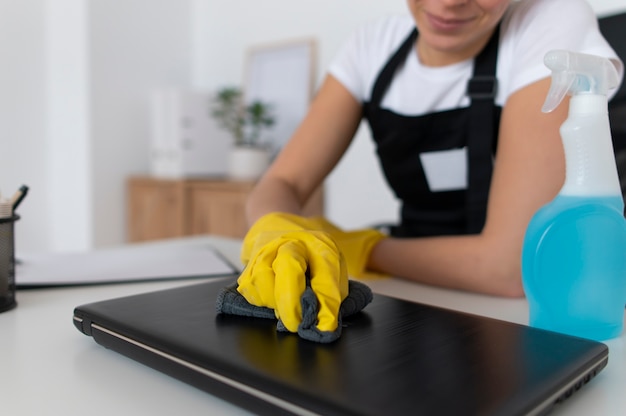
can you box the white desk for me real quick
[1,236,624,416]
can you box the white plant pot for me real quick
[228,146,270,180]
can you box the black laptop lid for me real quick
[73,278,608,416]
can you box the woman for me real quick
[239,0,622,320]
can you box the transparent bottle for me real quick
[521,50,626,341]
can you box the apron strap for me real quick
[370,28,418,105]
[465,25,500,233]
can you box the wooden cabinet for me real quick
[126,177,186,242]
[127,176,324,242]
[186,180,255,239]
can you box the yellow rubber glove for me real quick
[237,213,385,334]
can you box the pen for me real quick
[11,185,29,211]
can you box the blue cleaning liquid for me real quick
[522,195,626,341]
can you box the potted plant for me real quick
[212,87,275,180]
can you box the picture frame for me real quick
[243,38,317,155]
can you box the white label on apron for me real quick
[419,147,468,192]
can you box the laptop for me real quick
[73,277,608,416]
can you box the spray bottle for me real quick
[521,50,626,341]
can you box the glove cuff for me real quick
[342,229,386,277]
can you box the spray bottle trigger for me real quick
[542,70,576,113]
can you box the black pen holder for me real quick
[0,214,19,313]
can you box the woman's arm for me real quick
[368,78,569,297]
[245,74,363,223]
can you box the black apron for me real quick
[363,27,501,237]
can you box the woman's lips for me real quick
[426,12,475,32]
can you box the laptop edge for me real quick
[72,280,609,416]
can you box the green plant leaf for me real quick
[211,86,276,147]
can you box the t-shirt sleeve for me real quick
[327,16,415,103]
[501,0,623,100]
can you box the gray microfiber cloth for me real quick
[216,279,373,343]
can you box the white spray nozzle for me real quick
[542,50,620,113]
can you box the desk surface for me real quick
[1,236,624,416]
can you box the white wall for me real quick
[0,0,48,251]
[45,0,91,252]
[0,0,624,254]
[0,0,192,254]
[89,1,193,248]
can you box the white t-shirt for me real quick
[328,0,623,116]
